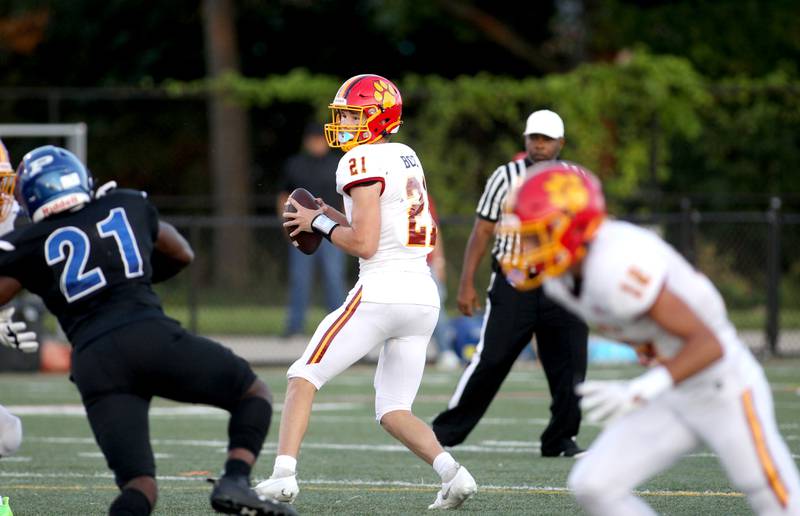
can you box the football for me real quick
[285,187,323,255]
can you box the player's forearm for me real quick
[663,331,724,384]
[322,204,349,227]
[459,220,494,285]
[330,224,377,259]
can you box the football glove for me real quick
[576,366,673,426]
[0,307,38,353]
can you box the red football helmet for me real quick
[499,161,606,290]
[324,74,402,151]
[0,139,16,223]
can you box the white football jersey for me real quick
[544,220,745,369]
[335,142,438,307]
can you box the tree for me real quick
[202,0,252,287]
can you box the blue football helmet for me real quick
[18,145,94,222]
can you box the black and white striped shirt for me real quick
[476,156,532,264]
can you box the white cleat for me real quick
[254,474,299,504]
[428,465,477,510]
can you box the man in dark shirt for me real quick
[0,146,295,516]
[277,123,346,337]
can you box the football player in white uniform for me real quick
[0,140,39,461]
[500,161,800,516]
[256,75,477,510]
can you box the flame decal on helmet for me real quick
[544,173,589,214]
[373,80,398,109]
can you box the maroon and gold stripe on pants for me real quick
[307,286,363,365]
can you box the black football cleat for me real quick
[209,475,299,516]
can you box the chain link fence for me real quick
[156,204,799,357]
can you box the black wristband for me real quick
[311,213,339,241]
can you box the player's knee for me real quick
[243,378,273,405]
[228,396,271,457]
[0,411,22,456]
[378,409,406,429]
[376,402,412,425]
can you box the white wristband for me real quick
[311,213,339,240]
[630,365,673,402]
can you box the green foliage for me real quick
[164,51,711,214]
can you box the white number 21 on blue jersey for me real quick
[45,208,143,303]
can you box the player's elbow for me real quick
[349,229,379,259]
[355,240,378,259]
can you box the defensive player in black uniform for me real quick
[0,146,295,516]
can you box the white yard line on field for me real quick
[24,436,799,459]
[0,470,746,499]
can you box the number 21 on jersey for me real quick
[406,176,437,248]
[45,207,143,303]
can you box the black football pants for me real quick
[432,267,588,454]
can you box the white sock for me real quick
[433,452,459,483]
[272,454,297,478]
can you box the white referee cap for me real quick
[522,109,564,139]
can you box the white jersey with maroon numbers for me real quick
[335,142,439,308]
[546,220,800,515]
[544,219,744,379]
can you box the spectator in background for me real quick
[428,196,460,370]
[433,109,589,458]
[277,123,347,338]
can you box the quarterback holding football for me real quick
[256,74,477,510]
[501,161,800,515]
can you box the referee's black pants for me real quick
[432,268,588,455]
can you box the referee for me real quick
[432,109,589,457]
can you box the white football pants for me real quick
[569,352,800,515]
[287,286,439,421]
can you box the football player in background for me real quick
[0,140,38,471]
[501,161,800,515]
[0,146,296,516]
[256,74,477,510]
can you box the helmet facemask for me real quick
[0,170,15,223]
[500,212,576,291]
[500,162,606,291]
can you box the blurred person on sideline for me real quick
[256,74,477,510]
[277,122,346,338]
[0,146,295,516]
[428,195,459,370]
[501,160,800,516]
[433,109,589,458]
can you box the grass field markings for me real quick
[26,435,800,459]
[479,440,538,447]
[0,471,747,499]
[7,401,366,416]
[76,451,173,459]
